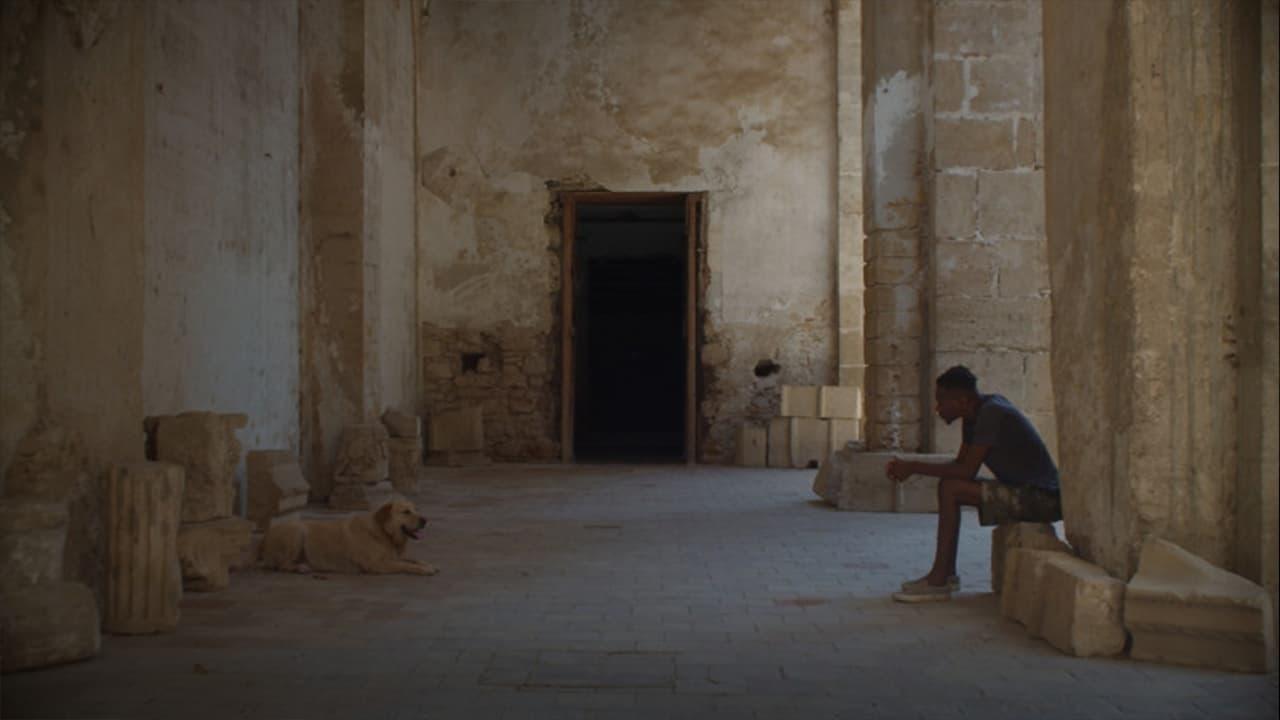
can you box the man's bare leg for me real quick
[921,476,982,585]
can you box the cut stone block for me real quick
[1124,536,1276,673]
[328,480,395,511]
[0,501,67,593]
[245,450,310,532]
[104,462,184,635]
[788,418,829,469]
[827,419,859,453]
[1039,554,1126,657]
[766,417,791,469]
[819,386,860,419]
[991,522,1071,595]
[0,581,100,673]
[734,424,767,467]
[811,449,951,513]
[428,407,484,452]
[894,475,938,514]
[387,437,423,494]
[381,409,422,439]
[1001,548,1064,634]
[146,412,246,524]
[176,517,253,592]
[780,385,820,418]
[333,424,390,486]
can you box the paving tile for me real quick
[2,466,1275,719]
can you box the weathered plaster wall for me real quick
[417,0,837,462]
[1044,0,1255,579]
[927,0,1053,455]
[1,0,148,475]
[142,0,301,458]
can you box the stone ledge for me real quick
[1039,554,1126,657]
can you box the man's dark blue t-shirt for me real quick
[961,394,1060,492]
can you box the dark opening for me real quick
[574,202,686,462]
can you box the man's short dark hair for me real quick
[936,365,978,393]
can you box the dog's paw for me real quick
[417,564,439,576]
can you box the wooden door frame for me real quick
[559,191,705,464]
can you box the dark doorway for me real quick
[572,203,687,461]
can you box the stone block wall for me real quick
[862,0,929,452]
[419,323,558,461]
[928,0,1054,455]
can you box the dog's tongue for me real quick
[405,528,421,540]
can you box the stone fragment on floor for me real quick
[1124,536,1277,673]
[0,581,100,673]
[1038,553,1126,657]
[145,412,247,524]
[176,517,254,592]
[245,450,309,531]
[105,462,184,635]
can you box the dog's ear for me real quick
[374,502,393,525]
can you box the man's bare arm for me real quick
[886,444,989,483]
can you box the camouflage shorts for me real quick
[978,480,1062,527]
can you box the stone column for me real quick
[861,0,929,451]
[836,0,866,439]
[1239,0,1279,633]
[1044,1,1262,581]
[104,462,184,634]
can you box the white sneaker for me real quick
[892,585,954,603]
[900,575,960,592]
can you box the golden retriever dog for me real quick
[259,498,438,576]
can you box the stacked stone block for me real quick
[146,412,252,592]
[928,0,1054,455]
[758,386,856,469]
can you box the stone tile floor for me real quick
[3,465,1277,719]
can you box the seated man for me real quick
[886,365,1061,603]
